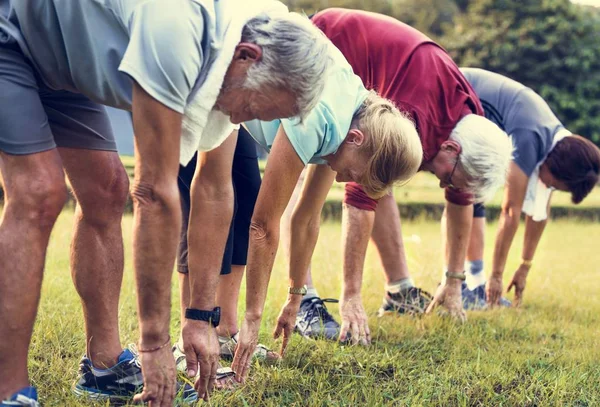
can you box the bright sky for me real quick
[572,0,600,6]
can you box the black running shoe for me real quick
[73,346,198,405]
[377,287,433,317]
[294,296,340,340]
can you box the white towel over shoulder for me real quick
[522,128,571,222]
[179,0,288,165]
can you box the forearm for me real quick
[133,185,181,344]
[491,206,521,277]
[445,202,473,274]
[244,220,280,320]
[188,183,234,310]
[288,209,320,290]
[341,204,374,297]
[522,215,547,261]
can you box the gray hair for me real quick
[241,11,331,120]
[450,114,514,202]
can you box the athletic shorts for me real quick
[177,126,261,274]
[473,202,485,218]
[0,39,117,155]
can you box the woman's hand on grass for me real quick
[507,264,530,307]
[486,274,504,306]
[273,298,301,356]
[231,317,260,383]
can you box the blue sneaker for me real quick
[1,387,39,407]
[73,346,197,404]
[462,283,511,310]
[295,297,340,340]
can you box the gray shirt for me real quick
[461,68,564,177]
[0,0,217,113]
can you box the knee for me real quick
[78,167,130,225]
[13,176,68,228]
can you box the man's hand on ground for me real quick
[339,296,371,345]
[426,279,466,322]
[181,319,220,401]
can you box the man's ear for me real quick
[440,139,462,154]
[233,43,263,62]
[345,129,365,146]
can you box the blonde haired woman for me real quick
[176,43,423,388]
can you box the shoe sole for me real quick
[73,384,197,405]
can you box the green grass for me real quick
[119,156,600,208]
[31,211,600,406]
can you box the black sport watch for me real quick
[185,307,221,327]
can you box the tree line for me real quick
[284,0,600,146]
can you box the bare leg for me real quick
[59,148,129,368]
[371,193,411,284]
[0,150,68,399]
[467,217,486,262]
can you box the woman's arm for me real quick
[232,124,306,380]
[507,195,552,306]
[487,162,529,305]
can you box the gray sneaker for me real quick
[377,287,433,317]
[294,296,340,340]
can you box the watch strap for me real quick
[445,271,466,281]
[185,307,221,327]
[288,285,307,295]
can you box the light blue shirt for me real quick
[244,46,369,165]
[0,0,218,113]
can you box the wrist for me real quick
[287,294,303,305]
[244,310,263,323]
[491,270,504,278]
[520,258,533,268]
[444,276,463,287]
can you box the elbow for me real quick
[250,217,278,247]
[131,180,179,214]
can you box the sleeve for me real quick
[510,128,543,177]
[445,188,474,206]
[119,1,203,113]
[280,103,332,166]
[344,182,379,211]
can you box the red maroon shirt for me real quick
[313,8,483,205]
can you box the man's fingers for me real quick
[506,281,514,293]
[425,298,438,314]
[133,383,157,403]
[365,321,371,345]
[339,320,350,343]
[273,323,282,340]
[184,347,199,378]
[206,360,217,402]
[195,358,211,399]
[350,322,360,345]
[280,326,291,357]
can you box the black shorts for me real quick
[177,127,261,274]
[473,202,486,218]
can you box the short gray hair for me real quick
[450,114,514,202]
[241,12,331,120]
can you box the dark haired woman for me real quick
[443,68,600,308]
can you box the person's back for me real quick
[312,8,483,163]
[1,0,214,110]
[461,67,562,177]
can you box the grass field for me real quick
[28,210,600,406]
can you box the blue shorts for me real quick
[0,40,116,155]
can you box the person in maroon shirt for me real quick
[263,8,515,351]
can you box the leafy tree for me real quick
[443,0,600,145]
